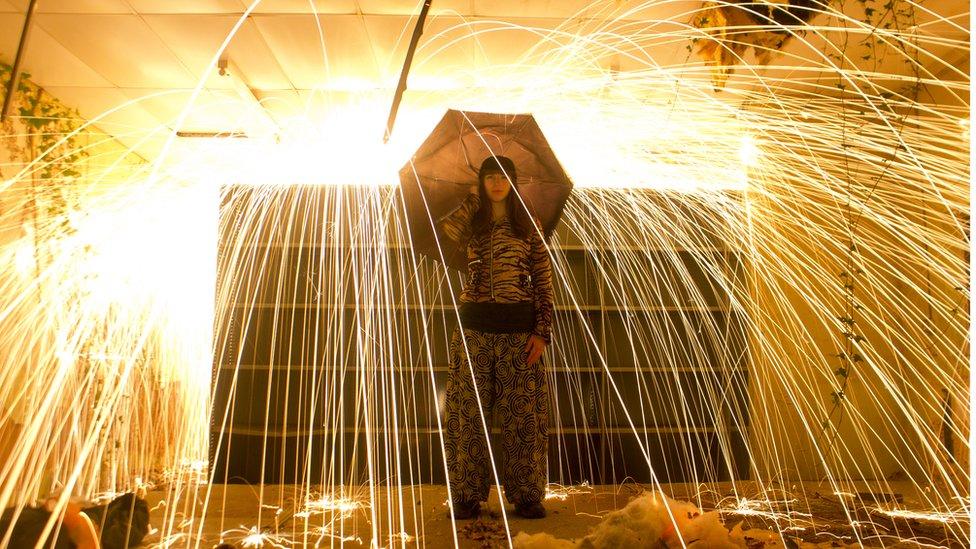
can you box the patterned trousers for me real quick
[444,328,550,506]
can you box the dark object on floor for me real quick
[0,505,75,548]
[459,517,507,547]
[451,500,481,520]
[82,493,150,549]
[514,501,547,519]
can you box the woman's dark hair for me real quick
[472,156,534,239]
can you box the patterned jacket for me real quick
[440,193,554,342]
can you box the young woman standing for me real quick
[439,155,554,520]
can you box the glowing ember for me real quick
[226,527,290,548]
[872,507,970,524]
[545,482,594,501]
[303,495,363,516]
[724,497,813,524]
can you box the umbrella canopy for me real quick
[399,109,573,270]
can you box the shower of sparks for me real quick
[0,0,970,548]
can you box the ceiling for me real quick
[0,0,969,168]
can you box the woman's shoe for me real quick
[514,501,546,519]
[451,500,480,519]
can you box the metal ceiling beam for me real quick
[2,0,40,123]
[383,0,432,144]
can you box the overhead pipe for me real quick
[383,0,433,143]
[2,0,40,123]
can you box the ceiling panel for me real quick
[255,88,449,143]
[250,88,303,120]
[41,86,164,132]
[252,14,392,88]
[360,13,581,81]
[223,19,296,89]
[355,15,414,82]
[471,0,597,19]
[0,0,966,167]
[404,15,579,84]
[0,13,24,58]
[4,0,133,13]
[139,14,242,88]
[466,0,698,21]
[408,16,497,77]
[119,87,273,134]
[404,14,664,81]
[249,0,361,15]
[141,15,293,90]
[15,24,115,87]
[354,0,472,16]
[127,0,245,14]
[42,85,166,159]
[35,14,197,88]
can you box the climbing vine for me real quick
[819,0,925,455]
[689,0,940,462]
[1,59,89,276]
[0,60,126,493]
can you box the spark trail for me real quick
[0,0,968,547]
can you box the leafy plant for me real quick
[1,59,89,275]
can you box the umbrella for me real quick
[399,109,573,270]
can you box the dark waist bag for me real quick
[459,302,535,333]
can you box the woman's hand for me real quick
[525,334,547,366]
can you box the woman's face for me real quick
[482,171,512,203]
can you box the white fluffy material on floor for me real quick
[513,492,798,549]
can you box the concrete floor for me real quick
[140,481,967,548]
